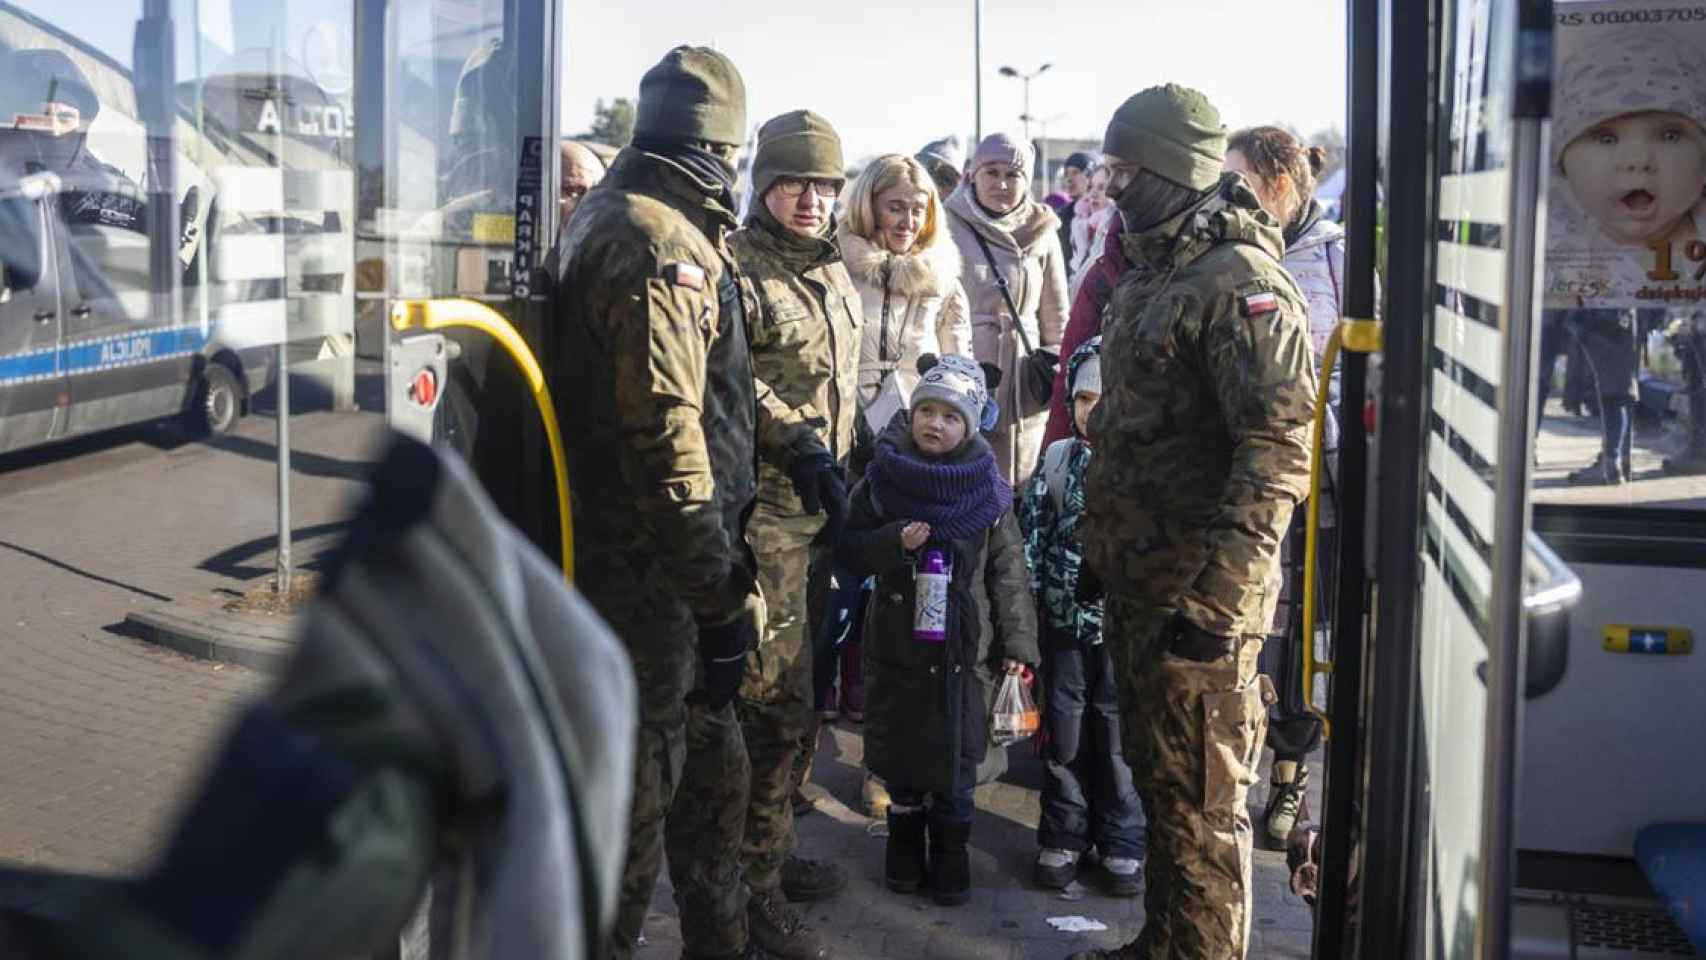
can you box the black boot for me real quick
[885,806,927,894]
[927,815,972,906]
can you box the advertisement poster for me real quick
[1546,1,1706,308]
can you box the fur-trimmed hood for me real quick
[837,223,962,299]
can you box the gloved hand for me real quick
[789,452,849,542]
[1073,565,1104,605]
[1166,614,1237,663]
[688,614,756,710]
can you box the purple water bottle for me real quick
[914,548,951,643]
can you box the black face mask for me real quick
[1112,168,1209,233]
[631,135,738,206]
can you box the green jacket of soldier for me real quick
[1082,173,1317,640]
[553,146,823,631]
[730,208,862,532]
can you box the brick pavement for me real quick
[0,405,384,874]
[633,723,1322,960]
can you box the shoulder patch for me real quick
[1238,290,1279,317]
[663,262,706,291]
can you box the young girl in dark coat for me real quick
[836,353,1040,906]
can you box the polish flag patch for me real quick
[1239,291,1279,316]
[666,262,706,291]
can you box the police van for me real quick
[0,168,270,456]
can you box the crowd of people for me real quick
[549,44,1347,960]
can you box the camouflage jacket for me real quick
[553,149,822,628]
[1082,174,1317,639]
[729,210,862,540]
[1018,436,1101,644]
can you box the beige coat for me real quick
[836,224,973,407]
[944,186,1069,484]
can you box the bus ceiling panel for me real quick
[1517,558,1706,859]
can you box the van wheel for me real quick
[190,363,242,436]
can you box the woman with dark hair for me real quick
[1224,124,1346,851]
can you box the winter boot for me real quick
[1033,848,1080,890]
[780,855,847,903]
[1666,390,1706,475]
[1569,454,1626,486]
[885,805,928,894]
[1263,761,1311,850]
[927,815,973,906]
[747,888,836,960]
[861,771,891,819]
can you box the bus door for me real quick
[360,0,563,549]
[0,186,63,453]
[1341,0,1568,956]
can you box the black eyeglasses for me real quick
[774,177,843,199]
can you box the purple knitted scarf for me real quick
[868,438,1013,541]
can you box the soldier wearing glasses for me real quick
[727,109,862,960]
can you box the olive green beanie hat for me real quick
[750,110,846,201]
[633,46,746,146]
[1103,84,1227,191]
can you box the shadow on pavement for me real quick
[201,432,377,482]
[0,539,172,602]
[197,521,350,580]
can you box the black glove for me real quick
[789,452,849,541]
[688,615,756,710]
[1166,614,1237,663]
[1074,565,1103,605]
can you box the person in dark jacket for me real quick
[1056,151,1096,264]
[837,354,1039,908]
[1555,307,1644,485]
[1018,338,1145,897]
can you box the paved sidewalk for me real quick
[633,723,1321,960]
[0,404,384,874]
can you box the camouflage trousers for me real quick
[736,532,829,895]
[1106,597,1274,960]
[604,600,752,960]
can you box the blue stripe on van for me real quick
[0,325,210,387]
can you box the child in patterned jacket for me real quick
[1018,337,1147,896]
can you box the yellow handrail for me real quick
[1301,317,1381,738]
[390,298,574,585]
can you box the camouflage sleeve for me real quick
[985,510,1040,668]
[1015,467,1053,593]
[1178,279,1318,637]
[607,262,738,622]
[754,376,829,470]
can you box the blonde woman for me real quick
[838,154,973,410]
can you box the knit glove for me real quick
[688,615,755,711]
[789,452,849,543]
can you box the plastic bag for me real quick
[990,671,1040,746]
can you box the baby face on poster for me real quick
[1547,8,1706,308]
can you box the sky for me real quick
[561,0,1350,164]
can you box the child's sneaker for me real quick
[1101,856,1142,897]
[1033,848,1079,890]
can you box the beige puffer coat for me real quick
[944,186,1069,484]
[836,223,973,407]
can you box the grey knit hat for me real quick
[1071,355,1102,398]
[917,136,966,175]
[911,354,989,430]
[633,46,747,146]
[1553,28,1706,173]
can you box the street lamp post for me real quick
[974,0,983,144]
[999,62,1052,142]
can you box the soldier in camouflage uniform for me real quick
[727,110,861,960]
[1067,85,1316,960]
[553,48,842,960]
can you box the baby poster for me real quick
[1546,1,1706,308]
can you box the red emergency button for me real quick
[410,368,438,408]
